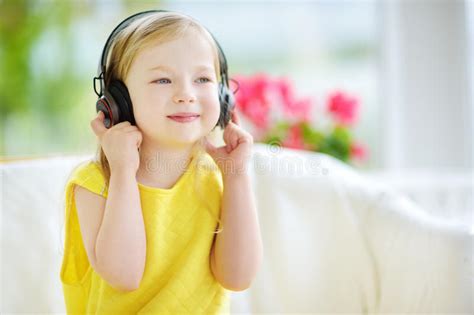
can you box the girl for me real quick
[60,10,263,314]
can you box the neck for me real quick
[136,138,202,187]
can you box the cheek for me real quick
[131,87,165,112]
[202,95,221,121]
[131,98,167,129]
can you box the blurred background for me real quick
[0,0,472,217]
[1,0,472,170]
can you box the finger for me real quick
[113,121,133,129]
[123,126,140,133]
[224,130,236,150]
[231,110,241,126]
[222,122,237,142]
[231,134,240,150]
[224,126,241,146]
[132,131,143,147]
[223,133,234,151]
[238,136,252,146]
[204,137,216,154]
[205,137,228,156]
[90,111,108,138]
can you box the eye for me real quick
[197,77,211,83]
[153,78,171,84]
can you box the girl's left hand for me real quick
[204,110,253,177]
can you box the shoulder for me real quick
[194,152,223,194]
[66,159,108,198]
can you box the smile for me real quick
[167,115,200,123]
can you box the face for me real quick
[125,28,221,148]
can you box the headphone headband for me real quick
[93,9,229,98]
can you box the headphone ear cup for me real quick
[96,92,117,129]
[96,80,135,129]
[107,80,136,126]
[95,83,127,128]
[217,83,235,129]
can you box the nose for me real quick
[172,85,196,104]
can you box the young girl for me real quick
[60,10,263,314]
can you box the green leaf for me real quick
[262,135,283,146]
[317,128,351,162]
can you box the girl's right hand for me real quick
[90,111,143,174]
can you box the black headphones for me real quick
[93,9,236,129]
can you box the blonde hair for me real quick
[95,11,224,234]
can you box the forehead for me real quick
[135,28,217,70]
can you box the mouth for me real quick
[167,114,200,123]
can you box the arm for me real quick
[75,168,146,292]
[210,172,263,291]
[95,169,146,290]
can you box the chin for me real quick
[167,136,202,147]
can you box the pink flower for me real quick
[282,124,306,150]
[233,73,369,163]
[234,73,273,129]
[274,77,314,121]
[285,97,313,122]
[326,91,359,126]
[234,74,315,130]
[274,77,295,106]
[350,142,368,161]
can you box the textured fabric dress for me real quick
[59,151,230,314]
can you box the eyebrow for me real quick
[148,65,215,73]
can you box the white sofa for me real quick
[1,143,472,314]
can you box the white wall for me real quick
[379,0,473,170]
[468,0,474,168]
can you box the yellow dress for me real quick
[59,151,230,314]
